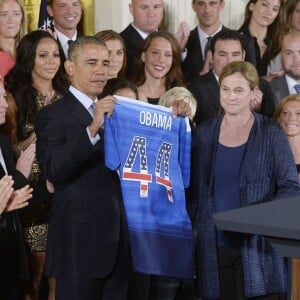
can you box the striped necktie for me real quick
[204,36,212,59]
[294,84,300,94]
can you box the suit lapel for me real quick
[273,77,289,105]
[207,71,221,110]
[65,92,93,127]
[128,25,144,52]
[192,28,204,71]
[280,77,290,98]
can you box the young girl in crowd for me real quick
[158,86,197,121]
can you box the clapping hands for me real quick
[0,176,32,214]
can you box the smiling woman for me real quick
[274,94,300,300]
[133,31,184,104]
[4,30,68,300]
[275,94,300,174]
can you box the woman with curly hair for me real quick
[5,30,68,300]
[239,0,287,77]
[132,31,185,105]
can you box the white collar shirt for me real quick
[197,24,222,58]
[285,74,300,95]
[55,27,77,58]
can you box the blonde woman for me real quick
[0,0,27,77]
[274,94,300,300]
[191,61,300,299]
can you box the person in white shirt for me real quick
[120,0,190,79]
[270,31,300,106]
[47,0,82,58]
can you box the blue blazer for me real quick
[190,113,300,299]
[36,91,130,279]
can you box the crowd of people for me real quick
[0,0,300,299]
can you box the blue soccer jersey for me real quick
[104,96,193,278]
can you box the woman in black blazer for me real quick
[0,77,33,299]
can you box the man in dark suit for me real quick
[47,0,83,59]
[182,0,256,83]
[36,36,130,300]
[120,0,164,79]
[0,77,33,299]
[270,31,300,106]
[188,30,275,126]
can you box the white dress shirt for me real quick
[55,27,77,58]
[69,86,100,144]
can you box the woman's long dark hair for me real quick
[133,31,185,90]
[286,0,300,31]
[5,30,69,140]
[240,0,287,62]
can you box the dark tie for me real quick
[294,84,300,94]
[204,36,212,59]
[67,40,73,46]
[89,102,96,117]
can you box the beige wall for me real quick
[94,0,249,34]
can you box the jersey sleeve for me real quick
[179,117,191,188]
[104,112,121,171]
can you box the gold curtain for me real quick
[80,0,94,35]
[22,0,40,31]
[22,0,94,35]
